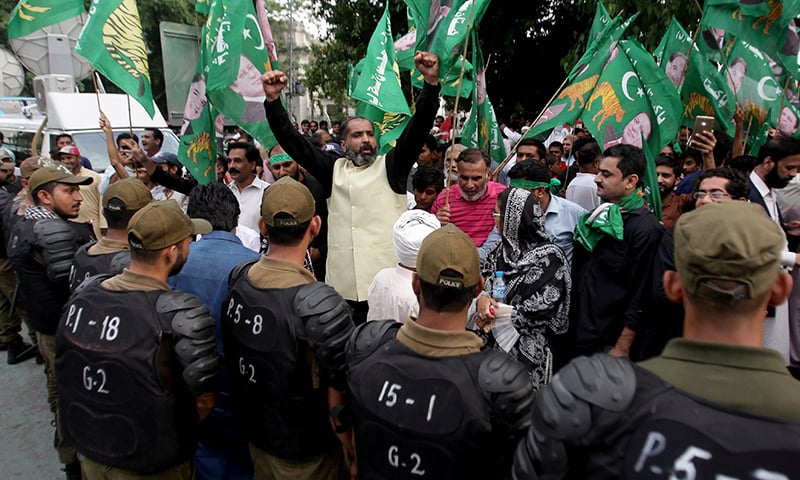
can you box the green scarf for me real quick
[574,188,645,252]
[509,178,562,195]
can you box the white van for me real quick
[0,92,178,173]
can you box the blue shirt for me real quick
[545,194,586,264]
[168,230,260,357]
[675,170,702,195]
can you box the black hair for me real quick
[310,130,330,147]
[576,139,601,167]
[508,157,549,182]
[265,213,311,247]
[55,133,73,143]
[695,167,750,200]
[656,154,682,177]
[116,132,139,147]
[543,152,560,167]
[422,134,438,153]
[517,138,546,159]
[758,136,800,164]
[301,119,310,125]
[144,128,163,145]
[549,141,563,150]
[457,148,491,168]
[103,207,136,230]
[412,166,445,193]
[187,182,241,232]
[32,181,58,205]
[713,130,733,166]
[727,155,760,176]
[419,271,475,312]
[604,144,646,186]
[339,116,374,139]
[680,148,702,164]
[226,141,260,164]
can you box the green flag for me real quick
[76,0,154,117]
[749,108,773,155]
[653,17,693,91]
[178,50,217,185]
[642,139,662,221]
[352,3,411,154]
[699,0,800,79]
[588,1,612,43]
[8,0,84,39]
[779,102,800,140]
[582,39,682,155]
[204,0,278,149]
[724,38,783,133]
[525,13,635,140]
[680,52,736,138]
[461,31,506,163]
[195,0,210,15]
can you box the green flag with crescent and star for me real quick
[203,0,278,149]
[351,3,411,154]
[699,0,800,80]
[724,37,784,134]
[8,0,85,39]
[524,13,636,140]
[76,0,154,117]
[588,1,612,43]
[581,39,682,155]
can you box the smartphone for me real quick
[689,116,714,147]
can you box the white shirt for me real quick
[367,265,418,323]
[98,165,136,196]
[228,176,269,232]
[566,172,601,211]
[235,225,261,252]
[750,171,795,267]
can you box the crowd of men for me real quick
[1,51,799,480]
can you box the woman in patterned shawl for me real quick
[475,187,571,389]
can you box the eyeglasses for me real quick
[693,190,731,200]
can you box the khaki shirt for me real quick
[396,318,483,357]
[101,268,171,292]
[247,255,314,288]
[640,338,800,422]
[87,237,129,256]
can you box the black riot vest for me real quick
[581,366,800,480]
[347,326,500,480]
[222,268,338,460]
[55,283,197,474]
[69,243,130,291]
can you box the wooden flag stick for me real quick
[126,94,134,138]
[444,0,479,208]
[91,70,103,114]
[491,74,570,179]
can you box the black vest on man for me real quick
[513,357,800,479]
[222,266,339,460]
[69,242,130,291]
[55,280,199,474]
[8,217,92,334]
[347,320,532,480]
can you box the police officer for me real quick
[346,224,534,479]
[513,202,800,479]
[0,153,36,364]
[69,177,152,291]
[222,177,354,479]
[55,200,219,480]
[8,164,95,478]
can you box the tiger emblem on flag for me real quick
[102,0,149,97]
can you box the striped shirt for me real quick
[432,182,505,247]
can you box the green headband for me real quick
[509,178,562,194]
[269,153,293,165]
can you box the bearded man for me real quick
[261,51,440,324]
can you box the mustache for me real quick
[228,167,240,174]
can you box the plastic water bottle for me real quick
[492,271,507,302]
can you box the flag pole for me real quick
[677,24,701,90]
[445,0,479,208]
[91,70,103,114]
[491,75,570,179]
[778,76,791,123]
[126,94,134,138]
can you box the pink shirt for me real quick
[432,182,505,247]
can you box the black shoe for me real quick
[64,463,81,480]
[0,341,8,351]
[7,339,37,365]
[35,349,44,364]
